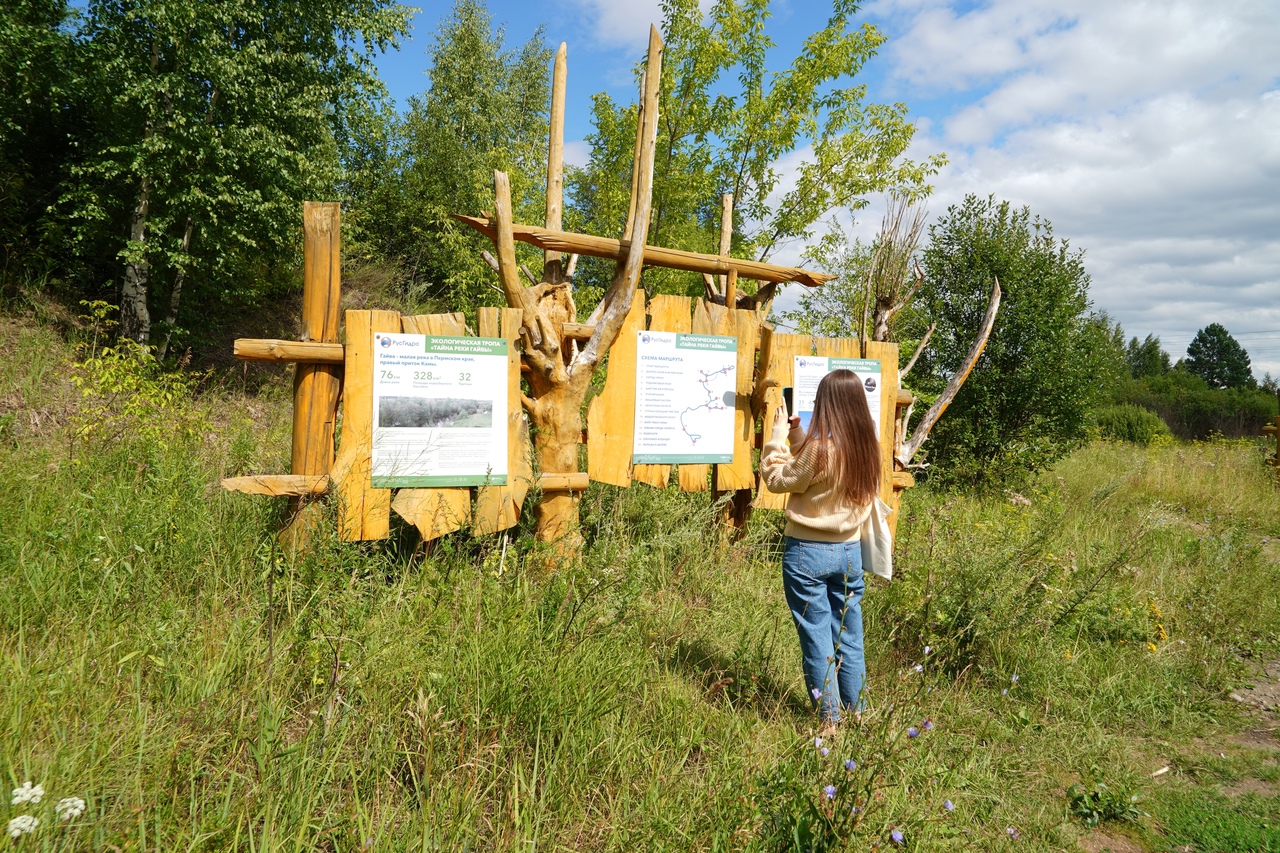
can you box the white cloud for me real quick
[563,139,591,168]
[857,0,1280,375]
[564,0,706,47]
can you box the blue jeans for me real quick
[782,536,866,722]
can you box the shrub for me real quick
[1094,404,1172,445]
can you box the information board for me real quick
[793,356,883,439]
[633,332,737,464]
[371,334,508,487]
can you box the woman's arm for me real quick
[760,407,820,494]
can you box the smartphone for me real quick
[782,386,794,417]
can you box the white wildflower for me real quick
[56,797,87,822]
[7,815,38,838]
[11,781,44,805]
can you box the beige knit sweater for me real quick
[760,423,872,543]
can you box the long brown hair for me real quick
[796,369,881,506]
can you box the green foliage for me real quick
[349,0,551,310]
[1094,403,1172,446]
[567,0,943,300]
[0,0,78,280]
[67,301,207,449]
[1116,369,1278,440]
[913,195,1120,488]
[7,0,411,342]
[1185,322,1255,389]
[1125,333,1171,379]
[1066,771,1147,827]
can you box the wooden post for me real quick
[544,42,567,283]
[283,202,343,547]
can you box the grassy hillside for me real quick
[2,314,1279,852]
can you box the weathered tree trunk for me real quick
[487,29,663,557]
[527,385,586,549]
[157,214,195,361]
[120,175,153,343]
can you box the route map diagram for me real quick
[679,365,735,445]
[633,332,738,464]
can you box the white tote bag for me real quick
[860,497,894,581]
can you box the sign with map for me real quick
[632,332,737,464]
[371,334,508,487]
[793,356,883,439]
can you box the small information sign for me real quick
[793,356,883,439]
[371,334,509,487]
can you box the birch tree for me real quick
[65,0,411,346]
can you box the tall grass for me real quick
[1,319,1278,851]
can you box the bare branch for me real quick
[493,170,551,361]
[900,277,1001,465]
[899,321,936,382]
[565,253,579,279]
[572,25,663,384]
[481,249,500,273]
[520,263,539,286]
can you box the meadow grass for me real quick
[1,318,1278,851]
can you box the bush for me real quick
[1094,404,1172,445]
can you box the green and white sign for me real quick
[793,356,883,439]
[633,332,737,464]
[371,334,508,487]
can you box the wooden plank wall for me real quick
[716,307,762,491]
[586,291,645,487]
[864,340,900,526]
[334,309,399,541]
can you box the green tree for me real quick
[568,0,943,301]
[914,195,1116,486]
[349,0,551,310]
[1125,333,1171,379]
[0,0,78,279]
[1184,323,1254,389]
[63,0,411,345]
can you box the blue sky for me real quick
[376,0,1280,376]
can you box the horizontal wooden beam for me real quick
[222,474,330,496]
[454,215,834,288]
[892,470,915,490]
[235,339,345,364]
[537,472,590,491]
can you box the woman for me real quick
[760,369,882,726]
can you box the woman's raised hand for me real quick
[774,405,802,433]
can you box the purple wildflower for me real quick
[914,663,924,673]
[907,727,920,738]
[922,718,934,731]
[1007,827,1020,840]
[944,799,954,812]
[820,747,829,757]
[814,737,823,749]
[890,828,905,846]
[824,785,836,800]
[1002,688,1008,696]
[811,687,823,700]
[1010,673,1019,684]
[845,759,857,772]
